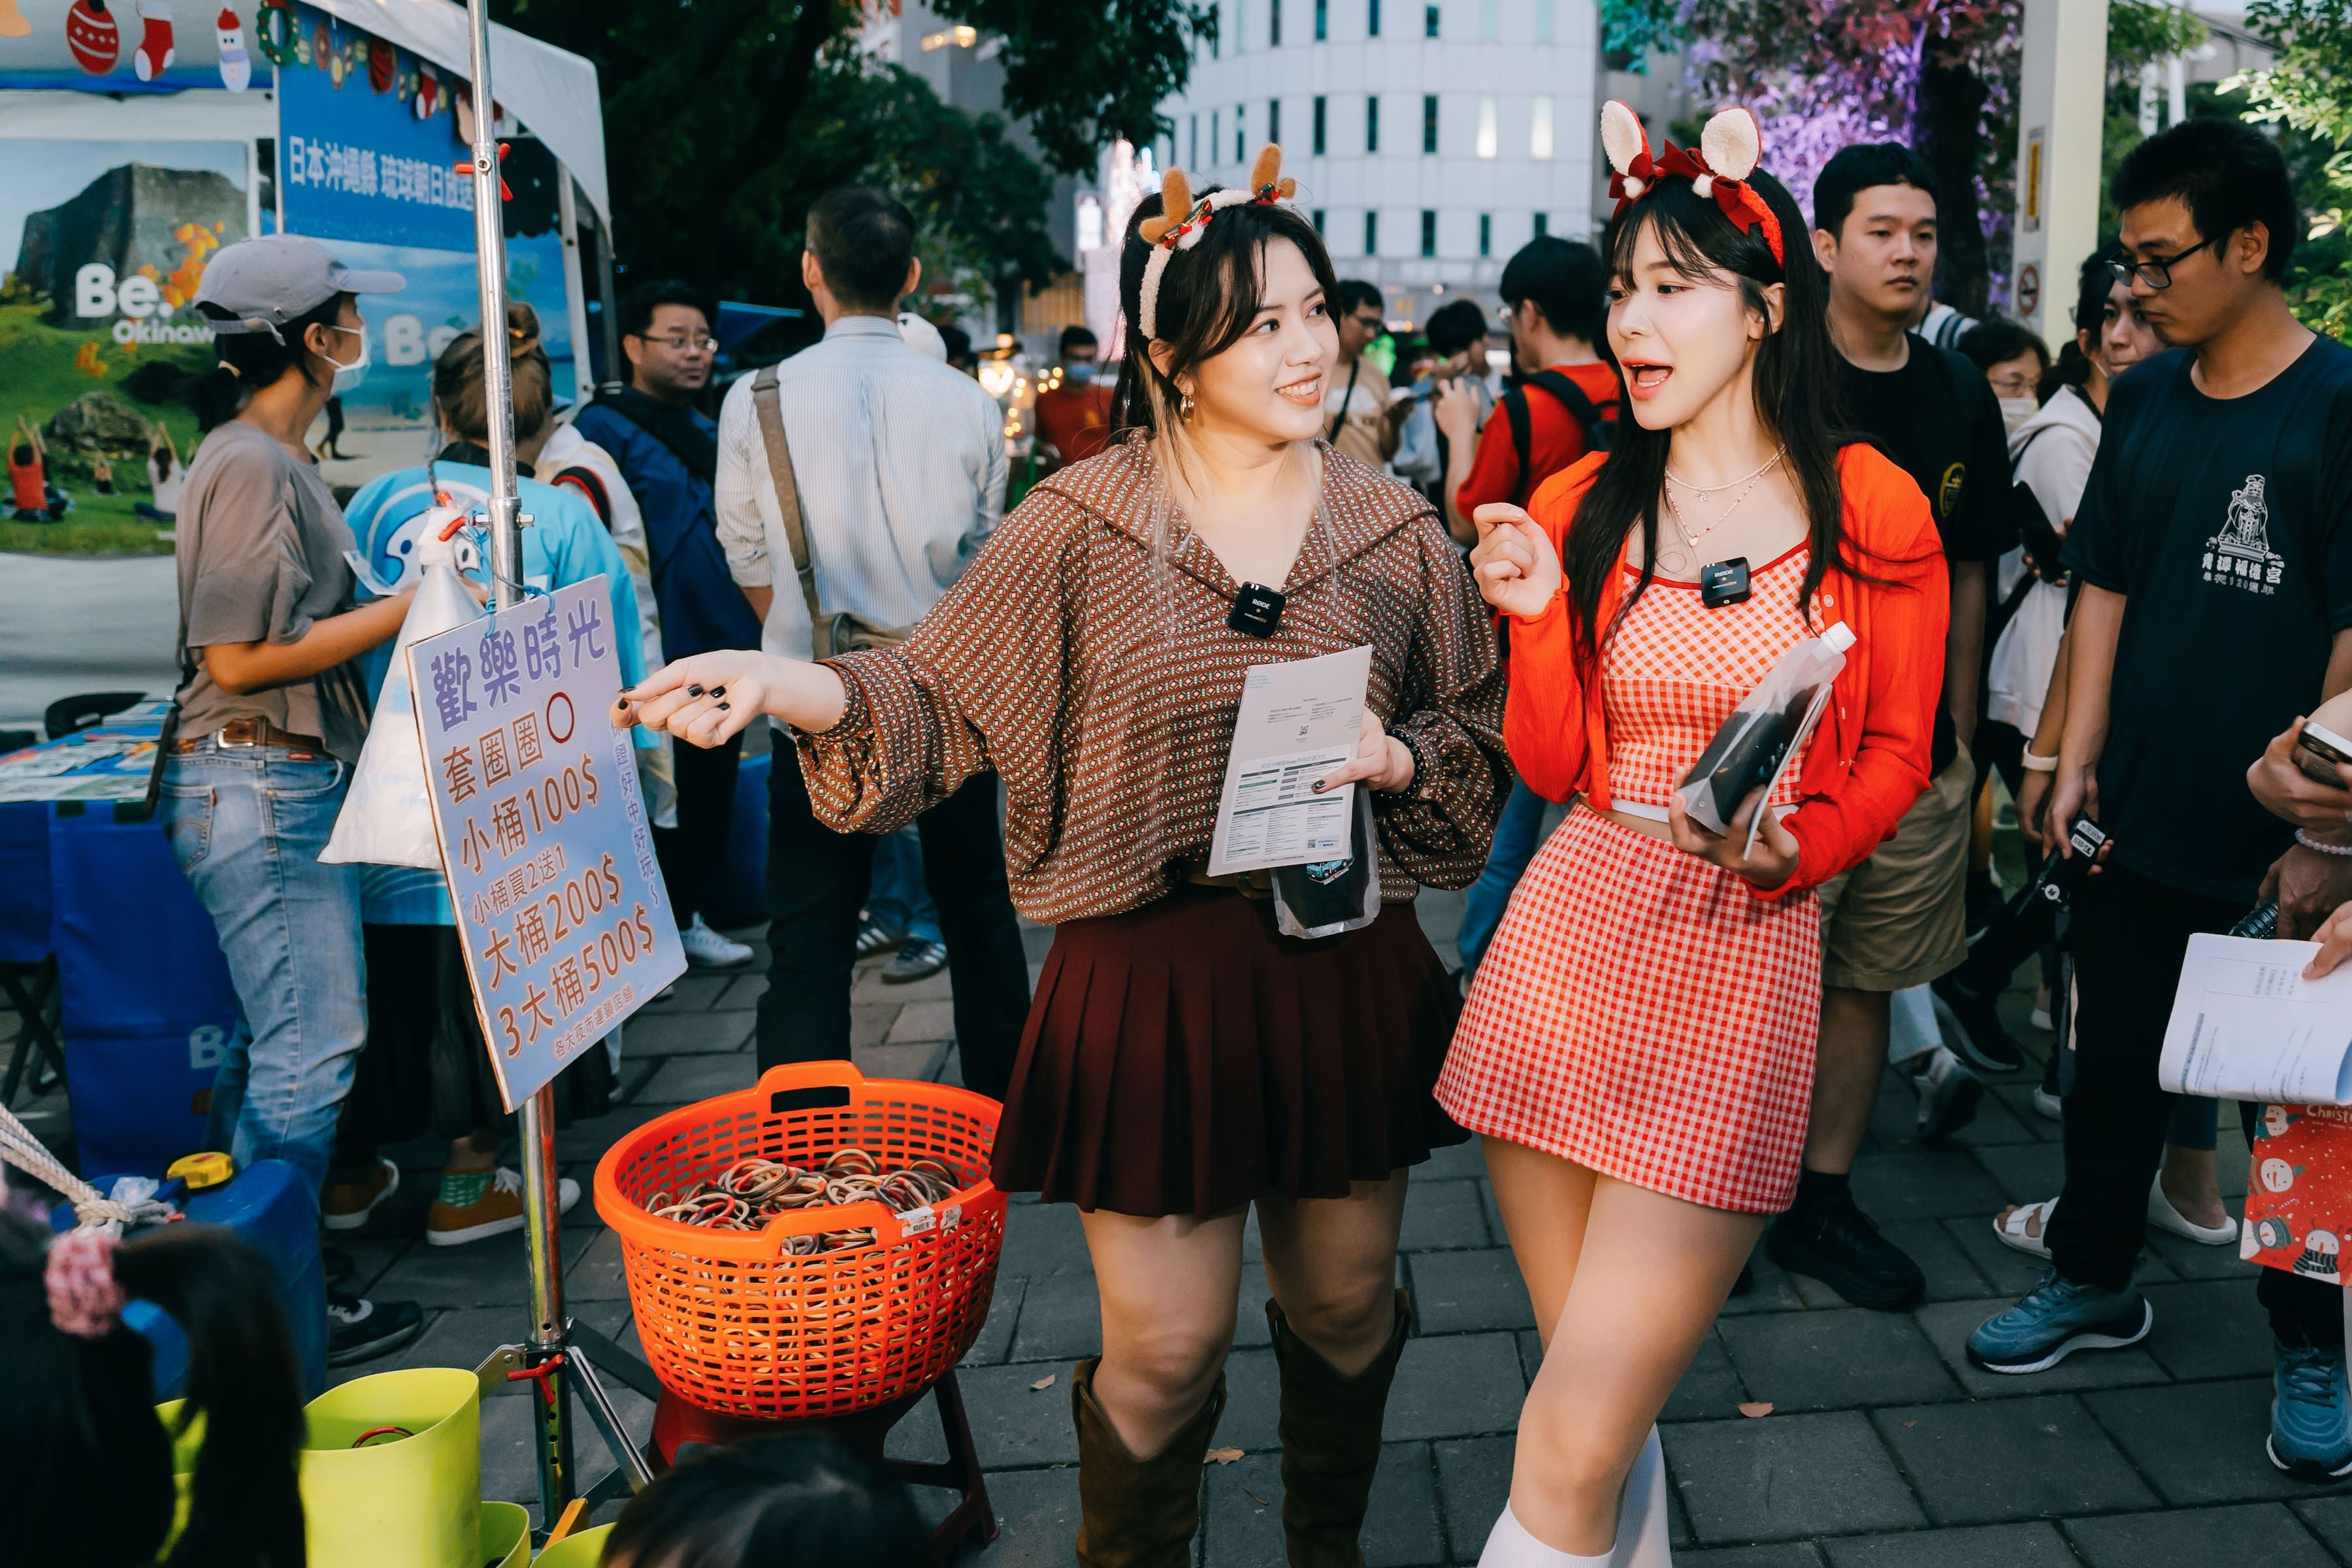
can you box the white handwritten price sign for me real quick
[408,576,685,1111]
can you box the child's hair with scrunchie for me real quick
[434,301,555,443]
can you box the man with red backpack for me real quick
[1436,235,1616,547]
[1437,235,1617,990]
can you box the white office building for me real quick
[1151,0,1602,331]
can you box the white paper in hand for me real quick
[1207,645,1373,876]
[2159,934,2352,1105]
[321,508,483,868]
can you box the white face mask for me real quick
[1997,395,2037,434]
[319,322,370,391]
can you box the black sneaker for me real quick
[1931,972,2023,1074]
[854,913,901,960]
[883,938,948,985]
[1965,870,2004,939]
[327,1292,426,1366]
[1767,1196,1926,1311]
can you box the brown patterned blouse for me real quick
[794,434,1510,925]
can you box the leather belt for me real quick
[172,717,328,754]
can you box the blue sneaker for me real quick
[2268,1342,2352,1480]
[1965,1271,2151,1374]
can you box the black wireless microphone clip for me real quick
[1699,557,1752,609]
[1228,582,1287,637]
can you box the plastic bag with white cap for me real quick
[320,500,484,868]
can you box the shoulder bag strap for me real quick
[1525,369,1609,438]
[1327,357,1361,443]
[751,365,832,660]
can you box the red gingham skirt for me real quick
[1436,807,1821,1213]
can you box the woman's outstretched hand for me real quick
[612,651,847,749]
[1469,503,1563,621]
[1667,787,1801,890]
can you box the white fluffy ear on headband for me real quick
[1600,99,1651,193]
[1699,106,1763,184]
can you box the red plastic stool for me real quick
[650,1372,998,1561]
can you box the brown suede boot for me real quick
[1071,1355,1229,1568]
[1266,1289,1413,1568]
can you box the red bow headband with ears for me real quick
[1601,100,1785,267]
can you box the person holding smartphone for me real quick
[1962,122,2352,1484]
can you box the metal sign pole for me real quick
[461,0,562,1523]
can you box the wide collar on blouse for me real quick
[1047,432,1438,604]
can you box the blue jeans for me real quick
[161,743,368,1198]
[1456,779,1552,978]
[867,826,942,945]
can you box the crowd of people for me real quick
[14,86,2351,1568]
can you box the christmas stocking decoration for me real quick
[0,0,31,41]
[66,0,120,74]
[215,7,249,90]
[132,0,172,80]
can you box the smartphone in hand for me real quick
[2293,720,2352,789]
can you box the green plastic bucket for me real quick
[533,1522,613,1567]
[480,1501,532,1568]
[299,1367,482,1568]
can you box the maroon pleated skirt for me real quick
[988,887,1469,1218]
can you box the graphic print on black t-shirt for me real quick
[1840,333,2016,774]
[2064,338,2352,903]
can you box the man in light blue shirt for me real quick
[713,185,1030,1099]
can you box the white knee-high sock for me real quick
[1475,1503,1612,1567]
[1477,1429,1676,1568]
[1613,1427,1673,1567]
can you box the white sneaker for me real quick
[679,915,753,968]
[1914,1045,1984,1140]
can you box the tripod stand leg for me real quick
[568,1318,664,1402]
[568,1342,655,1494]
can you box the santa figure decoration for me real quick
[66,0,120,74]
[412,64,442,119]
[132,0,174,82]
[215,6,249,90]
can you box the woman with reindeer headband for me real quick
[616,145,1507,1565]
[1439,106,1948,1565]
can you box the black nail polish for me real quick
[709,686,727,699]
[716,701,730,711]
[1312,780,1327,792]
[687,683,705,697]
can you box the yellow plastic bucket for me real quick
[534,1522,613,1567]
[155,1400,204,1552]
[299,1367,482,1568]
[480,1501,532,1568]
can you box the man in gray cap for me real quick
[169,233,427,1364]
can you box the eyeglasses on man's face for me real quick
[636,333,719,354]
[2107,235,2222,291]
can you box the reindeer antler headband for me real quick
[1136,143,1300,341]
[1600,101,1784,266]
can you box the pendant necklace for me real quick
[1663,446,1787,504]
[1659,447,1785,555]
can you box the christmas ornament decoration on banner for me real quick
[254,0,295,65]
[66,0,121,74]
[131,0,174,82]
[1601,99,1785,267]
[214,6,249,88]
[367,35,393,92]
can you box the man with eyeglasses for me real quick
[574,280,764,970]
[1965,121,2352,1477]
[1323,279,1405,469]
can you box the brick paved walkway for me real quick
[13,886,2352,1564]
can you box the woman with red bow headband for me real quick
[1439,103,1949,1565]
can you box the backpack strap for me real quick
[751,364,834,659]
[551,465,612,530]
[1501,368,1614,503]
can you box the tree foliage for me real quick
[2232,0,2352,336]
[490,0,1210,306]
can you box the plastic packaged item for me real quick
[1676,621,1856,849]
[321,502,483,868]
[1269,786,1381,939]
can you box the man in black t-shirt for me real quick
[1765,143,2015,1315]
[1965,122,2352,1480]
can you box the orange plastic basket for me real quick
[594,1061,1006,1420]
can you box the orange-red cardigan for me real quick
[1502,444,1950,899]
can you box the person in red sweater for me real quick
[1032,325,1117,474]
[1439,235,1620,546]
[1436,105,1947,1566]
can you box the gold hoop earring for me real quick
[1178,391,1197,421]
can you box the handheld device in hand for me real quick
[1699,557,1752,609]
[2293,721,2352,789]
[2031,815,2109,907]
[2230,900,2281,939]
